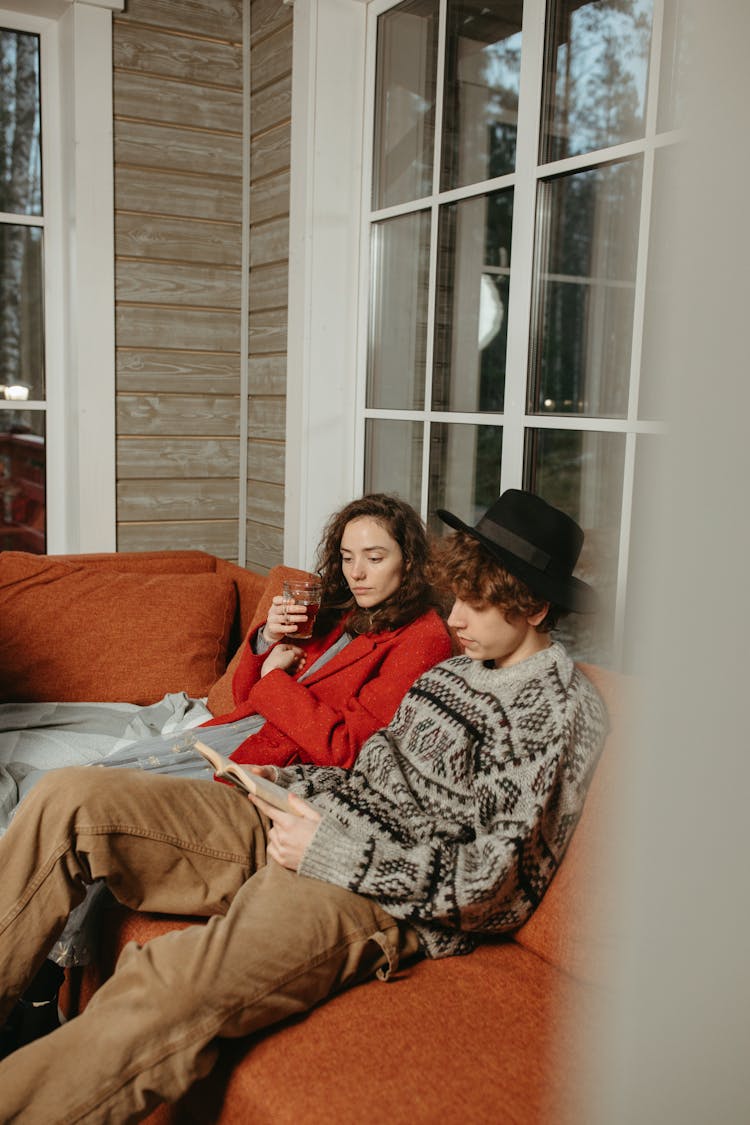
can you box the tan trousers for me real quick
[0,766,418,1123]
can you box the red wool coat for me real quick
[202,609,451,770]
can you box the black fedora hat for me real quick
[437,489,597,613]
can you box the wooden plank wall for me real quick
[246,0,292,569]
[112,0,291,571]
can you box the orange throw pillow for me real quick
[0,553,237,705]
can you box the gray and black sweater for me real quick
[278,642,609,958]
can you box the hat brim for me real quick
[437,509,598,614]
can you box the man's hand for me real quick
[260,643,306,678]
[249,792,321,871]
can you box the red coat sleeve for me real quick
[231,611,451,770]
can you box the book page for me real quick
[191,740,303,817]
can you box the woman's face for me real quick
[339,517,404,609]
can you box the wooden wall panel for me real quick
[117,394,241,436]
[113,0,292,571]
[119,520,241,559]
[117,437,239,478]
[115,121,243,181]
[115,167,242,222]
[247,0,291,570]
[116,213,243,268]
[117,478,240,521]
[117,349,240,395]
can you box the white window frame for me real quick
[0,0,121,553]
[287,0,673,668]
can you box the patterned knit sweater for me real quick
[278,642,609,958]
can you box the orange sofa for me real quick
[0,549,621,1123]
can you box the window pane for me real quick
[0,224,45,400]
[0,29,42,215]
[657,0,691,133]
[372,0,439,210]
[433,188,512,413]
[367,211,431,410]
[0,412,46,553]
[529,157,642,418]
[524,427,625,664]
[364,418,422,510]
[540,0,654,164]
[639,144,680,421]
[427,421,502,534]
[441,0,523,191]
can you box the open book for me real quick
[192,739,302,816]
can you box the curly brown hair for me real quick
[312,493,438,635]
[430,531,566,633]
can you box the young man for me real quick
[0,490,608,1121]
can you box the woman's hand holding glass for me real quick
[262,594,311,644]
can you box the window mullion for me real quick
[500,0,547,491]
[420,0,448,518]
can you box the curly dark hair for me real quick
[312,493,438,635]
[429,531,566,634]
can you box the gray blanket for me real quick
[0,695,269,965]
[0,693,214,835]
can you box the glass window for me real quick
[364,418,423,510]
[657,0,691,133]
[0,224,44,398]
[432,188,513,413]
[0,28,42,215]
[367,210,431,410]
[0,25,45,553]
[540,0,654,163]
[639,144,679,421]
[524,426,625,664]
[372,0,439,210]
[441,0,523,191]
[427,421,502,534]
[529,157,643,419]
[360,0,672,666]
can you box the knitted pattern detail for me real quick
[293,643,608,958]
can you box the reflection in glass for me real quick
[639,145,680,421]
[540,0,654,164]
[367,210,431,410]
[0,224,44,400]
[433,189,513,413]
[656,0,691,133]
[0,410,46,553]
[529,158,642,418]
[524,426,625,664]
[372,0,438,210]
[0,29,42,215]
[441,0,523,191]
[427,422,502,535]
[364,418,423,511]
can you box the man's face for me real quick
[447,596,550,668]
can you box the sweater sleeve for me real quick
[239,615,451,770]
[298,752,594,937]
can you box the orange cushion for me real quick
[0,552,237,704]
[80,909,596,1125]
[157,943,597,1125]
[206,564,314,717]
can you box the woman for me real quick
[198,491,452,769]
[1,494,451,1030]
